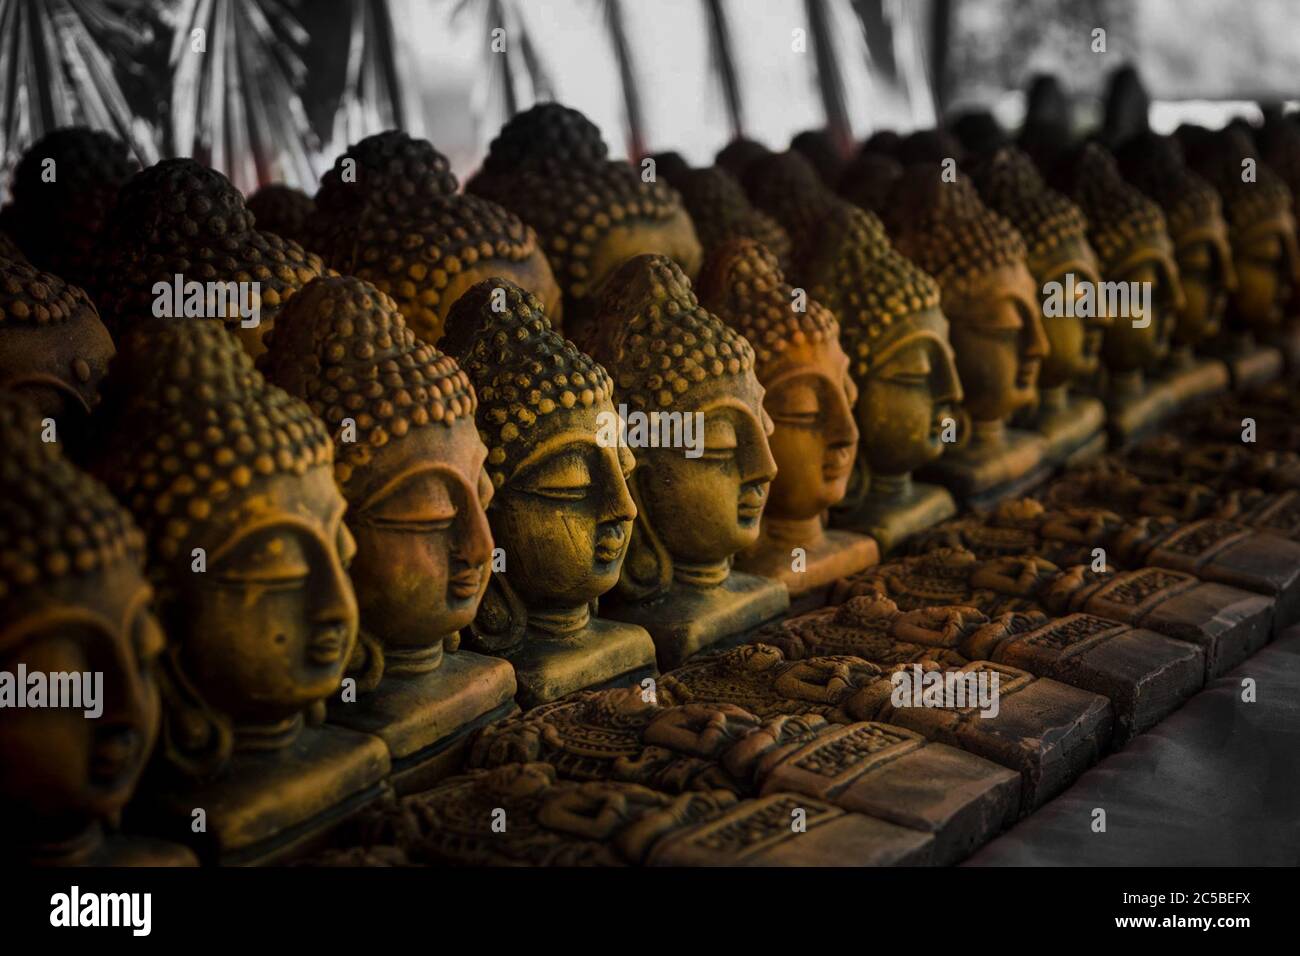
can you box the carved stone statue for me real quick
[260,276,518,792]
[697,238,878,600]
[94,159,328,359]
[440,278,657,708]
[0,393,193,866]
[247,184,315,250]
[310,131,562,344]
[971,146,1111,464]
[887,165,1051,506]
[585,255,790,668]
[94,321,389,864]
[1051,143,1185,445]
[0,256,115,449]
[657,163,792,273]
[466,104,702,346]
[1182,126,1300,387]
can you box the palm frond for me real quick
[596,0,645,160]
[851,0,896,83]
[165,0,316,194]
[804,0,851,157]
[454,0,553,149]
[702,0,744,140]
[0,0,159,194]
[323,0,409,158]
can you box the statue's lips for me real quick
[448,568,483,600]
[307,630,347,665]
[90,730,140,790]
[594,539,626,564]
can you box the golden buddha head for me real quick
[972,146,1110,388]
[0,392,160,857]
[837,149,904,218]
[441,278,634,648]
[590,254,776,598]
[7,127,138,292]
[1185,127,1300,337]
[890,166,1047,425]
[465,104,702,346]
[95,159,328,358]
[314,131,562,343]
[661,165,793,275]
[96,322,353,778]
[1117,133,1235,348]
[837,243,963,479]
[698,238,856,522]
[261,277,491,684]
[740,149,833,256]
[1055,143,1182,373]
[0,257,115,437]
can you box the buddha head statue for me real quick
[971,146,1110,389]
[247,184,315,250]
[261,276,491,689]
[715,137,772,181]
[312,131,561,343]
[589,254,777,599]
[1184,126,1300,338]
[697,239,856,530]
[95,159,328,358]
[1051,143,1181,375]
[889,165,1047,432]
[440,278,634,650]
[741,149,834,256]
[1117,133,1235,350]
[837,149,904,219]
[0,392,161,863]
[659,164,793,274]
[465,104,702,347]
[95,321,354,779]
[6,127,138,292]
[0,256,115,441]
[835,243,962,494]
[790,128,849,185]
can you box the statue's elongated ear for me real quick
[616,469,672,602]
[157,644,232,783]
[468,569,528,653]
[346,630,385,694]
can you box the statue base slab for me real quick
[918,428,1051,511]
[735,528,878,605]
[329,651,520,795]
[830,481,957,556]
[1034,394,1107,466]
[1227,344,1283,390]
[606,572,791,670]
[506,618,658,710]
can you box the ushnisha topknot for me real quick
[247,184,315,249]
[96,321,333,563]
[715,137,771,180]
[95,158,327,341]
[477,103,609,178]
[7,127,138,290]
[696,238,837,377]
[1185,127,1295,239]
[887,163,1028,301]
[441,278,613,489]
[1055,143,1170,271]
[259,276,476,490]
[969,146,1090,272]
[838,246,943,380]
[660,165,793,273]
[837,149,904,217]
[588,254,754,413]
[1115,134,1223,242]
[741,149,829,247]
[0,391,144,605]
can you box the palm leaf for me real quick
[595,0,644,160]
[453,0,553,149]
[804,0,851,157]
[323,0,409,158]
[702,0,744,140]
[0,0,158,193]
[165,0,316,194]
[851,0,896,82]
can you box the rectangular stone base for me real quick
[756,722,1020,865]
[1035,395,1107,467]
[646,792,935,866]
[880,662,1113,811]
[606,571,791,670]
[132,724,392,866]
[507,617,659,710]
[918,429,1052,511]
[736,528,878,600]
[830,481,958,556]
[991,614,1204,747]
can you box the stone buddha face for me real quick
[633,371,777,564]
[169,466,357,727]
[489,402,637,608]
[2,556,163,845]
[1172,231,1234,346]
[947,262,1047,424]
[345,419,494,646]
[1231,215,1300,335]
[1100,247,1181,373]
[856,308,962,477]
[1036,238,1110,388]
